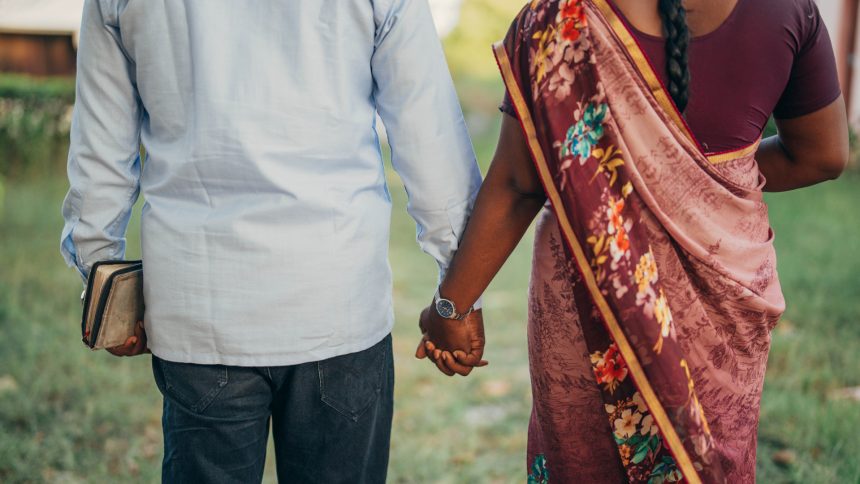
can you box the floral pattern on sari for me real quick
[558,102,608,164]
[497,0,738,482]
[604,392,683,482]
[590,342,627,393]
[529,0,595,101]
[528,454,550,484]
[589,338,684,482]
[535,4,696,474]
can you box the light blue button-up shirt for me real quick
[61,0,481,366]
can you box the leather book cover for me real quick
[81,260,144,350]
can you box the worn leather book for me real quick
[81,260,144,349]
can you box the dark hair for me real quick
[657,0,690,113]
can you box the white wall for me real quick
[0,0,84,43]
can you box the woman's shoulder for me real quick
[743,0,818,17]
[502,2,540,44]
[742,0,826,50]
[502,0,565,44]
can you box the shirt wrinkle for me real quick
[62,0,480,366]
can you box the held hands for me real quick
[107,321,150,357]
[415,305,488,376]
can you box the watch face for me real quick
[436,299,455,319]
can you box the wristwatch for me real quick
[434,288,474,320]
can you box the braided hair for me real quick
[657,0,691,113]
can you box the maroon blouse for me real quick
[503,0,842,153]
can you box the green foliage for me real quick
[848,126,860,172]
[0,74,75,103]
[0,74,75,176]
[763,117,777,138]
[443,0,525,83]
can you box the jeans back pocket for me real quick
[152,356,229,414]
[318,335,392,422]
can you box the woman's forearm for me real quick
[439,174,544,312]
[437,116,545,312]
[756,136,844,192]
[756,99,848,192]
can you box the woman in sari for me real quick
[416,0,848,482]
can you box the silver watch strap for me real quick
[434,287,474,320]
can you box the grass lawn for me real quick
[1,134,859,483]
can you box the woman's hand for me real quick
[414,116,538,376]
[415,306,488,376]
[107,321,150,357]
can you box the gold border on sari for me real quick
[705,139,761,164]
[493,41,703,484]
[593,0,758,165]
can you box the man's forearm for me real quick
[61,0,142,279]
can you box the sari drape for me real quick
[495,1,785,482]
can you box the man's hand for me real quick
[107,321,150,357]
[415,305,487,376]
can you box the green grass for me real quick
[0,178,161,483]
[1,138,859,484]
[756,179,860,483]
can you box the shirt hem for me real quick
[147,325,394,367]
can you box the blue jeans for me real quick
[151,335,394,484]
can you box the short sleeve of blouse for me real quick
[773,0,842,119]
[499,91,517,117]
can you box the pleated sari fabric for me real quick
[495,1,785,482]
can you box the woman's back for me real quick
[613,0,840,153]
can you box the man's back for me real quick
[62,0,481,365]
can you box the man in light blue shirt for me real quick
[61,0,482,481]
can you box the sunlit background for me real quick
[0,1,858,482]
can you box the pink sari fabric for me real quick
[497,1,785,482]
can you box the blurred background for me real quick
[0,0,858,482]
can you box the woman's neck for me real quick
[611,0,739,38]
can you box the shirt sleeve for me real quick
[370,0,482,279]
[773,0,842,119]
[60,0,143,282]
